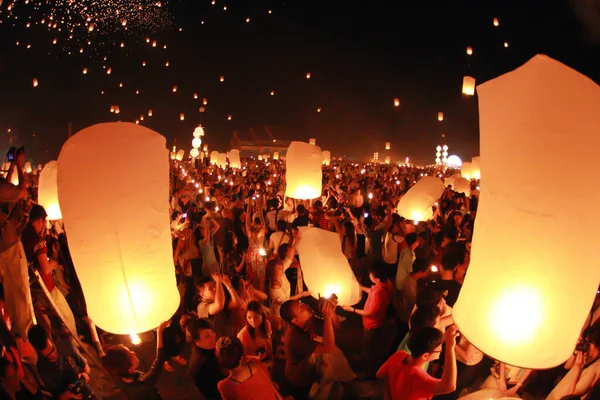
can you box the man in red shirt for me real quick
[377,325,459,400]
[343,262,392,378]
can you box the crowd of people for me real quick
[0,149,599,399]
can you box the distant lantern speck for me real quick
[493,17,499,27]
[32,78,38,87]
[438,112,444,121]
[466,46,473,55]
[220,76,224,82]
[394,98,400,107]
[227,115,232,120]
[148,110,153,117]
[203,98,208,105]
[180,113,185,121]
[83,68,88,74]
[172,86,177,93]
[306,72,311,79]
[317,107,322,112]
[270,90,275,96]
[504,42,509,48]
[194,93,198,99]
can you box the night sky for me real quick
[1,0,599,165]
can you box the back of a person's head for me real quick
[444,226,458,242]
[313,200,323,210]
[415,288,445,309]
[296,204,306,215]
[27,325,49,351]
[29,204,47,223]
[277,243,290,260]
[405,232,418,247]
[443,242,466,264]
[410,305,441,330]
[441,250,462,271]
[183,316,212,342]
[369,262,389,282]
[276,220,287,232]
[216,336,244,369]
[280,300,297,323]
[412,258,429,274]
[194,276,213,291]
[407,326,444,358]
[102,345,133,378]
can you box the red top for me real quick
[362,280,392,330]
[378,351,440,400]
[311,210,329,230]
[217,361,280,400]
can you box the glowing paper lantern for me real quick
[445,155,462,168]
[384,156,391,164]
[322,150,331,166]
[285,141,323,200]
[176,149,185,161]
[453,54,600,369]
[193,126,204,138]
[273,151,279,160]
[309,138,316,145]
[33,78,38,87]
[466,46,473,55]
[297,227,360,306]
[24,162,32,174]
[190,148,199,158]
[471,156,481,180]
[462,76,476,96]
[192,138,201,149]
[57,122,179,334]
[385,142,391,150]
[228,149,241,169]
[179,113,185,121]
[217,153,227,169]
[461,161,472,180]
[438,112,444,121]
[394,98,400,107]
[493,17,499,27]
[210,151,218,165]
[396,177,444,223]
[444,174,470,195]
[38,161,62,221]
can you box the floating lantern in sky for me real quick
[246,17,250,23]
[493,17,499,27]
[24,162,32,174]
[115,106,120,114]
[148,110,153,117]
[194,93,198,99]
[317,107,322,113]
[175,150,185,161]
[83,68,88,75]
[203,98,208,105]
[228,149,241,169]
[107,68,112,75]
[209,151,218,165]
[165,62,169,67]
[270,90,275,96]
[309,138,316,145]
[172,86,177,93]
[504,42,509,48]
[461,161,472,180]
[285,141,323,200]
[57,122,179,335]
[38,161,62,221]
[152,40,157,47]
[322,150,331,166]
[384,156,391,164]
[453,55,600,369]
[470,156,481,180]
[203,144,208,152]
[179,113,185,121]
[142,61,146,67]
[220,76,225,82]
[396,177,445,223]
[394,98,400,107]
[385,142,391,150]
[438,112,444,121]
[466,46,473,55]
[199,107,206,113]
[297,227,360,306]
[462,76,476,96]
[227,115,232,120]
[273,151,279,160]
[32,78,38,87]
[306,72,311,79]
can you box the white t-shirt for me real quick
[268,231,292,251]
[383,233,404,264]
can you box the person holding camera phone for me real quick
[0,146,35,340]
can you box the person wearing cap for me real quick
[21,204,79,338]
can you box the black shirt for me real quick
[428,279,462,307]
[189,346,225,399]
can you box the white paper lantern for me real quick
[461,161,472,180]
[309,138,316,146]
[24,162,32,174]
[385,142,391,150]
[322,150,331,166]
[192,138,201,149]
[462,76,476,96]
[190,148,199,158]
[217,152,227,169]
[438,112,444,121]
[297,227,361,306]
[396,177,444,223]
[175,149,185,161]
[384,156,391,164]
[285,141,323,200]
[444,174,470,195]
[453,55,600,369]
[57,122,179,335]
[38,161,62,221]
[471,156,481,180]
[228,149,241,169]
[210,151,218,165]
[273,151,279,160]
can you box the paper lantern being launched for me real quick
[285,141,323,200]
[190,148,199,158]
[38,161,62,221]
[57,122,179,335]
[309,138,316,145]
[217,153,227,168]
[462,76,476,96]
[385,142,391,150]
[228,149,241,169]
[453,55,600,369]
[209,151,218,165]
[461,161,472,180]
[175,149,185,161]
[273,151,279,160]
[322,150,331,166]
[396,177,444,223]
[470,156,481,180]
[444,174,470,195]
[297,227,361,306]
[24,162,32,174]
[384,156,391,164]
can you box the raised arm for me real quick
[207,273,226,315]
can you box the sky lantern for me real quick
[453,55,600,369]
[306,72,311,79]
[194,93,198,99]
[504,42,509,48]
[493,17,499,26]
[32,78,38,87]
[203,98,208,105]
[317,107,322,113]
[322,150,331,166]
[107,68,112,75]
[83,68,88,74]
[396,176,444,223]
[24,162,32,174]
[285,141,323,200]
[461,161,472,180]
[210,151,218,165]
[152,40,157,47]
[466,46,473,55]
[38,161,62,221]
[444,174,470,195]
[56,122,179,335]
[179,113,185,121]
[175,149,185,161]
[220,76,225,82]
[270,90,275,96]
[394,98,400,107]
[148,110,153,117]
[438,112,444,121]
[462,76,476,95]
[217,153,227,168]
[273,151,279,160]
[297,227,361,306]
[172,85,177,93]
[115,106,120,114]
[384,156,391,164]
[385,142,391,150]
[228,149,241,169]
[227,115,232,120]
[470,156,481,179]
